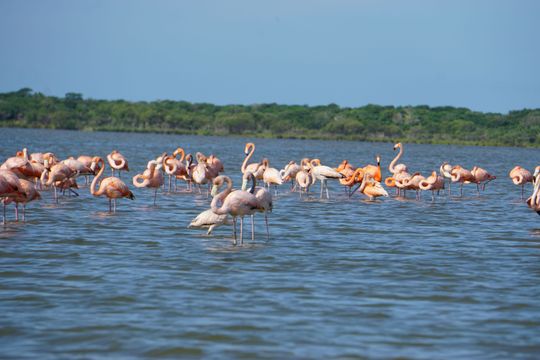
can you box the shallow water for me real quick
[1,128,540,359]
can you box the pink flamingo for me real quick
[526,169,540,215]
[132,160,164,205]
[309,159,344,199]
[509,166,533,199]
[211,174,260,245]
[241,142,266,180]
[440,162,453,195]
[471,166,496,193]
[0,170,23,224]
[262,158,283,194]
[163,148,189,192]
[451,165,475,197]
[419,171,445,201]
[280,161,301,191]
[90,157,134,213]
[3,179,41,222]
[107,150,129,178]
[40,160,78,202]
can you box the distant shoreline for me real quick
[1,88,539,148]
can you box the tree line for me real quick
[1,88,539,147]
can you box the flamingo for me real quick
[346,156,383,197]
[132,160,164,205]
[242,171,273,239]
[419,171,445,201]
[471,166,496,193]
[262,158,283,194]
[188,209,230,235]
[450,165,475,197]
[107,150,129,178]
[440,162,453,195]
[280,161,301,190]
[191,153,210,194]
[295,159,313,197]
[526,170,540,215]
[1,153,34,179]
[357,172,389,200]
[385,143,411,196]
[40,160,78,202]
[401,172,426,200]
[163,148,189,192]
[341,168,364,197]
[241,142,265,179]
[90,157,134,213]
[0,170,23,224]
[2,179,41,222]
[309,159,344,199]
[77,155,101,184]
[211,174,260,245]
[509,166,533,199]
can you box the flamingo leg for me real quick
[168,175,172,192]
[3,201,6,224]
[251,215,255,242]
[350,184,361,198]
[264,212,269,240]
[240,217,244,245]
[232,217,237,245]
[109,198,112,213]
[320,180,324,198]
[154,187,158,206]
[460,183,464,197]
[22,204,26,222]
[114,199,117,213]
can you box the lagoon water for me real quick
[1,128,540,359]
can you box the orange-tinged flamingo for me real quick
[41,160,78,202]
[357,172,388,200]
[77,155,101,185]
[280,161,301,190]
[295,159,313,197]
[107,150,129,178]
[163,149,189,192]
[401,172,426,200]
[90,157,134,213]
[211,174,260,245]
[0,170,23,224]
[132,160,164,205]
[419,171,445,201]
[509,166,533,199]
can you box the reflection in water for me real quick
[1,128,540,359]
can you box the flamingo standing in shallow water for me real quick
[309,159,344,199]
[3,179,41,222]
[450,165,475,197]
[509,166,533,200]
[107,150,129,178]
[440,162,453,195]
[526,169,540,215]
[357,172,388,200]
[132,160,164,205]
[262,159,283,194]
[211,174,260,245]
[241,143,265,180]
[471,166,496,193]
[385,143,411,197]
[419,171,445,201]
[90,157,134,213]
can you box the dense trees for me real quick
[1,88,538,147]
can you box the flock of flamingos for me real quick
[1,142,539,244]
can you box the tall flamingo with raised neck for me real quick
[211,174,260,245]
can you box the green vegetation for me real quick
[1,88,539,147]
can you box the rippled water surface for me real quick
[1,128,540,359]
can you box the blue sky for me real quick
[0,0,538,113]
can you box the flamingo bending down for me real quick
[41,160,78,202]
[419,171,445,201]
[77,155,101,184]
[107,150,129,178]
[309,159,344,199]
[295,159,313,197]
[163,149,190,192]
[509,166,533,200]
[188,209,230,235]
[133,160,164,205]
[90,157,134,213]
[280,161,301,190]
[211,174,260,245]
[400,172,426,200]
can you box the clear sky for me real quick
[1,0,538,113]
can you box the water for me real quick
[1,128,540,359]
